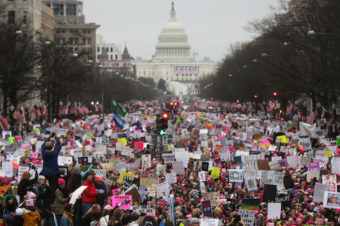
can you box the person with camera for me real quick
[41,132,62,192]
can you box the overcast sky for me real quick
[83,0,280,62]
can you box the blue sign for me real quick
[138,186,148,202]
[113,113,126,129]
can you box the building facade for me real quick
[41,2,54,40]
[96,36,134,75]
[135,2,217,96]
[43,0,99,62]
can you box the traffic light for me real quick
[254,94,258,99]
[156,113,169,136]
[273,92,278,97]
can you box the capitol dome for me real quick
[153,2,192,63]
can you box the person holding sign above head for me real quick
[41,132,62,192]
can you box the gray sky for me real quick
[83,0,280,62]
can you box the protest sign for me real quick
[313,183,329,203]
[269,161,282,171]
[199,171,206,181]
[142,154,151,170]
[238,209,255,226]
[245,178,257,191]
[165,173,177,184]
[200,219,220,226]
[125,187,141,203]
[323,191,340,209]
[171,161,185,175]
[204,192,220,207]
[162,153,175,163]
[228,169,244,182]
[112,195,132,209]
[299,137,312,150]
[2,161,13,178]
[268,203,281,219]
[308,162,320,171]
[263,184,277,202]
[299,122,317,138]
[257,160,270,170]
[211,167,220,179]
[157,182,170,198]
[131,205,155,215]
[119,171,135,184]
[18,166,30,181]
[331,157,340,174]
[261,171,284,186]
[299,156,309,168]
[140,177,158,188]
[202,200,212,217]
[286,156,298,169]
[70,186,87,204]
[241,199,261,211]
[138,186,148,202]
[307,170,320,182]
[322,175,337,192]
[58,156,73,166]
[94,169,107,179]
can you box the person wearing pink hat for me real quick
[94,176,107,210]
[22,198,41,226]
[52,178,72,224]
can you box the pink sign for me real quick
[261,140,270,145]
[308,162,320,171]
[112,195,132,209]
[21,143,30,148]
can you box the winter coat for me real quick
[95,182,107,208]
[17,172,38,202]
[82,179,98,203]
[22,210,41,226]
[34,183,53,211]
[41,138,62,176]
[52,188,69,215]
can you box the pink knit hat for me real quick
[58,178,65,185]
[26,199,34,207]
[27,191,36,199]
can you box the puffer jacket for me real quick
[82,179,98,203]
[22,210,40,226]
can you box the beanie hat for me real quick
[15,208,24,216]
[95,176,103,182]
[27,191,36,199]
[58,178,65,185]
[26,199,34,207]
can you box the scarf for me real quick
[64,211,74,226]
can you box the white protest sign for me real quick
[299,122,317,138]
[165,173,177,184]
[239,209,255,226]
[299,137,312,150]
[2,161,13,178]
[162,154,175,163]
[286,156,298,169]
[261,171,284,186]
[323,191,340,209]
[199,171,206,182]
[18,166,30,181]
[323,175,337,192]
[200,219,219,226]
[95,144,106,154]
[58,156,73,166]
[268,203,281,219]
[2,131,12,139]
[131,205,155,215]
[94,169,107,179]
[228,169,244,182]
[69,186,87,204]
[331,158,340,174]
[313,183,329,203]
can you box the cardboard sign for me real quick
[165,173,177,184]
[125,187,141,203]
[261,171,284,186]
[94,169,107,179]
[257,160,270,170]
[204,192,220,207]
[323,191,340,209]
[322,175,337,192]
[299,137,312,150]
[313,183,329,203]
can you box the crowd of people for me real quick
[0,100,339,226]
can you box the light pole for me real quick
[99,65,104,119]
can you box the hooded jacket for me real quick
[82,179,98,203]
[41,138,62,176]
[22,209,41,226]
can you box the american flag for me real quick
[84,107,89,114]
[0,113,9,130]
[78,106,84,115]
[29,105,41,119]
[61,105,68,115]
[41,105,48,116]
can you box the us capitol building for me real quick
[134,2,217,97]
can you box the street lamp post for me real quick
[99,65,104,119]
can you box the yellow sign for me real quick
[119,171,135,184]
[326,150,332,158]
[88,131,95,139]
[117,138,127,145]
[277,135,288,144]
[211,167,220,179]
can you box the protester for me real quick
[81,171,98,217]
[0,100,339,226]
[17,170,37,202]
[41,133,62,191]
[53,178,71,224]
